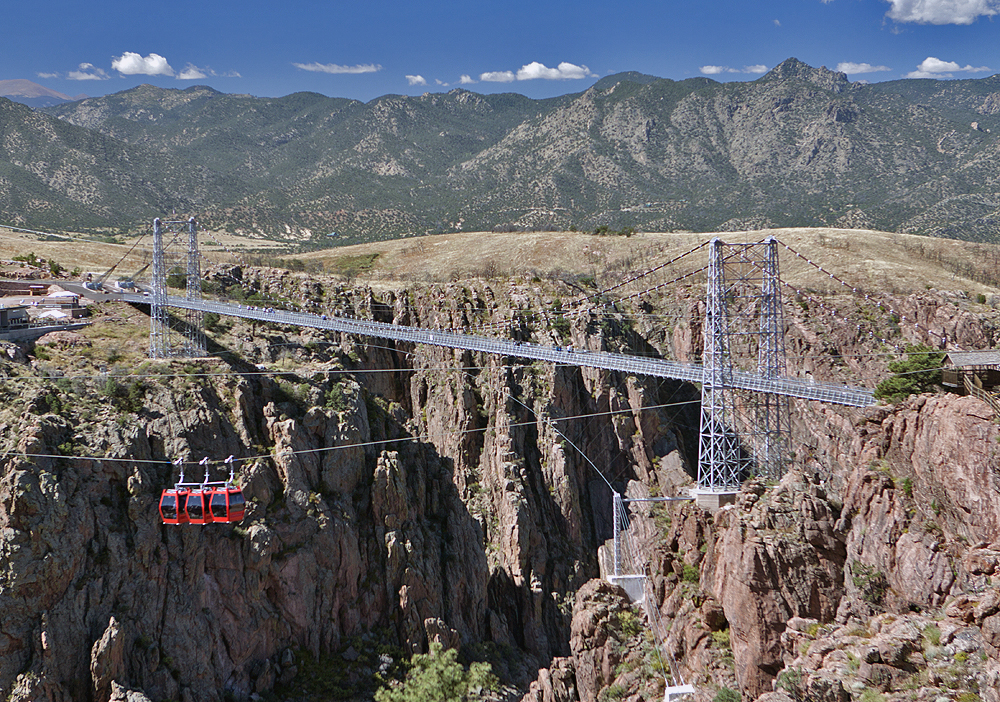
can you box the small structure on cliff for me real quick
[942,350,1000,394]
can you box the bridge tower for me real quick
[149,218,171,358]
[696,237,790,502]
[149,217,206,359]
[182,217,206,356]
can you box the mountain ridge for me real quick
[0,59,995,243]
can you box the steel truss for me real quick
[697,238,791,491]
[149,217,205,359]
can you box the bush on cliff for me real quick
[375,642,497,702]
[873,343,944,403]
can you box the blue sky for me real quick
[6,0,999,102]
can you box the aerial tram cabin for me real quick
[160,457,246,525]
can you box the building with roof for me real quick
[942,350,1000,394]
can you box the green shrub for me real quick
[859,688,886,702]
[711,629,731,649]
[325,384,350,412]
[713,688,740,702]
[615,610,643,638]
[874,343,944,402]
[374,642,496,702]
[851,562,887,605]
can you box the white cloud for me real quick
[178,64,207,80]
[478,61,595,83]
[700,64,768,75]
[774,19,781,26]
[67,63,109,80]
[459,74,476,84]
[837,62,892,74]
[884,0,999,24]
[36,72,59,79]
[516,61,595,80]
[406,75,427,86]
[112,52,174,76]
[480,70,516,83]
[293,62,382,74]
[905,56,991,78]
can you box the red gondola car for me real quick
[159,488,189,525]
[204,482,247,523]
[160,455,247,525]
[184,489,210,525]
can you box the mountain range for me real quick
[1,58,999,244]
[0,79,86,108]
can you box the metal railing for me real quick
[119,292,876,408]
[964,375,1000,417]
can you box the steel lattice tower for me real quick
[182,217,206,356]
[697,238,790,491]
[149,218,171,358]
[149,217,206,359]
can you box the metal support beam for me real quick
[697,238,791,491]
[149,218,170,359]
[182,217,206,357]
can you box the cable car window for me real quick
[187,493,204,520]
[211,492,228,519]
[230,491,245,509]
[161,494,177,520]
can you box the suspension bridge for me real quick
[69,218,877,494]
[58,217,898,700]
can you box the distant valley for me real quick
[0,58,998,246]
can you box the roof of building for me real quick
[945,350,1000,367]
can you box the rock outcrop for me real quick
[3,271,1000,702]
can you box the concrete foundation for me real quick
[692,489,738,514]
[608,574,647,604]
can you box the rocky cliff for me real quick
[2,262,1000,702]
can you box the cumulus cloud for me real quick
[884,0,999,24]
[68,62,110,80]
[516,61,595,80]
[480,70,516,82]
[700,64,768,75]
[478,61,595,83]
[406,74,427,86]
[293,62,382,74]
[837,62,892,74]
[178,64,207,80]
[905,56,991,78]
[112,52,174,76]
[459,74,476,84]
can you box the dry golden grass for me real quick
[301,228,1000,297]
[0,226,285,280]
[3,224,999,299]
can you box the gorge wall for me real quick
[2,267,1000,702]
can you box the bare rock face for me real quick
[90,617,125,702]
[701,473,846,699]
[568,580,632,701]
[520,657,577,702]
[0,280,702,701]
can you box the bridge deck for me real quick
[109,292,873,408]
